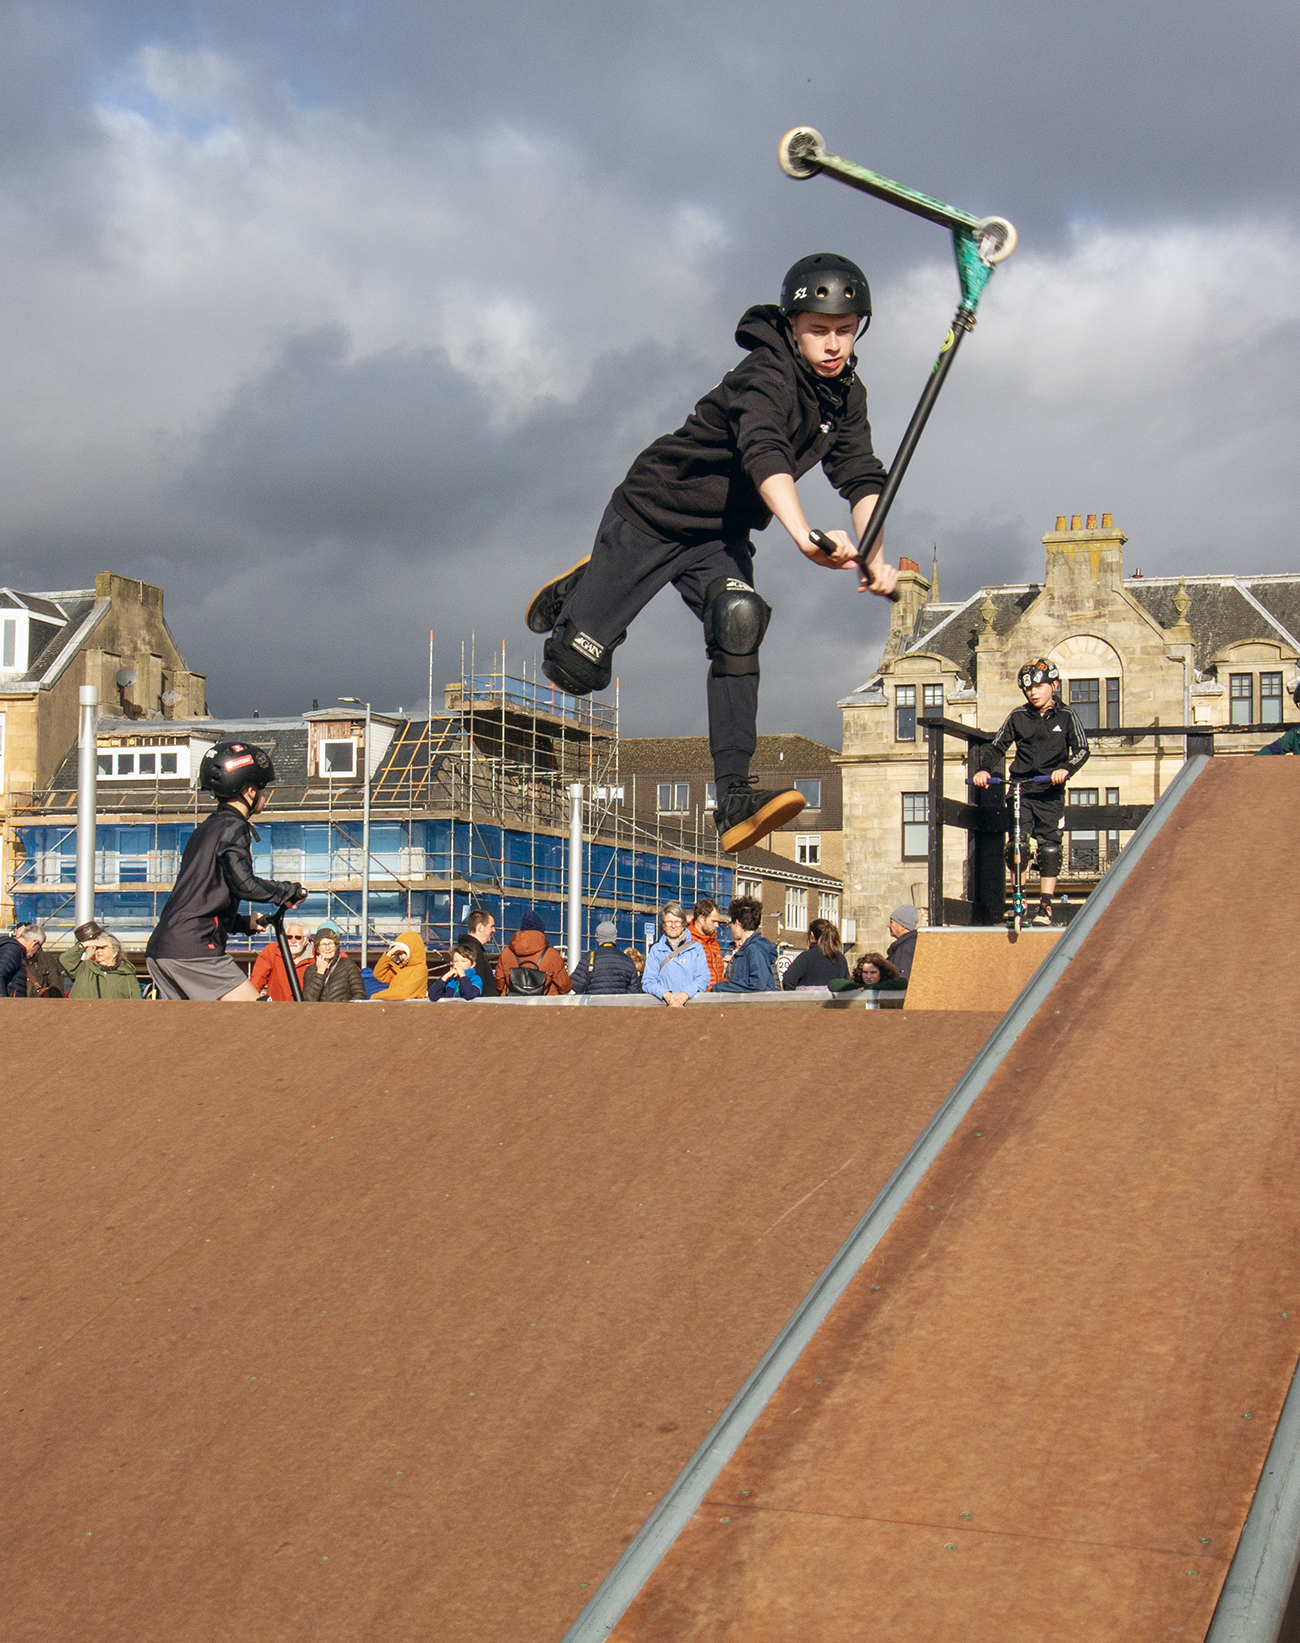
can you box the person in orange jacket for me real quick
[249,921,312,1000]
[495,911,572,996]
[371,930,430,1001]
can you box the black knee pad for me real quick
[543,619,613,696]
[703,577,771,678]
[1005,836,1032,871]
[1037,839,1063,877]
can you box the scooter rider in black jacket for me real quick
[973,659,1090,926]
[528,253,898,855]
[146,741,305,1000]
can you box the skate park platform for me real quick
[573,755,1300,1642]
[902,925,1062,1012]
[9,758,1300,1643]
[0,999,996,1643]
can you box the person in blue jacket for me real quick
[714,896,779,993]
[642,902,712,1008]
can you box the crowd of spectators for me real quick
[0,897,921,1006]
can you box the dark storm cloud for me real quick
[0,0,1294,743]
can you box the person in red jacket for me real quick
[687,897,727,991]
[250,921,312,1000]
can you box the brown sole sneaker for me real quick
[719,790,806,853]
[526,555,591,634]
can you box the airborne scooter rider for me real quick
[528,254,899,854]
[145,741,306,1000]
[973,660,1090,927]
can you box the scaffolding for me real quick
[5,646,733,956]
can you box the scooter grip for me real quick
[809,530,902,602]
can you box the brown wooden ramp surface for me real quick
[609,757,1300,1641]
[0,1003,995,1642]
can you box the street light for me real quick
[339,697,372,967]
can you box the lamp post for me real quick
[75,684,99,927]
[339,697,372,967]
[566,781,584,965]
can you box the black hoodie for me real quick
[611,305,886,546]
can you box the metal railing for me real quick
[918,716,1259,926]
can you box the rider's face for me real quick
[1025,681,1055,712]
[789,311,862,377]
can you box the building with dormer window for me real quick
[839,516,1300,941]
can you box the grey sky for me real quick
[0,0,1295,740]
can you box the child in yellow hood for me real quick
[371,930,429,1001]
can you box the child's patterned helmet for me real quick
[1017,658,1060,692]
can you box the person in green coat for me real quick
[61,923,142,1000]
[1258,726,1300,755]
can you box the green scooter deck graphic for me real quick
[776,126,1018,570]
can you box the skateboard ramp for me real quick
[580,756,1300,1641]
[0,1001,996,1643]
[902,925,1062,1011]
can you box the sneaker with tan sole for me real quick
[713,778,806,854]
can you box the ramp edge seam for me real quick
[558,753,1210,1643]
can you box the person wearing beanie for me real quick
[570,919,641,995]
[495,910,572,996]
[885,905,919,978]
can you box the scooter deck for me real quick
[526,555,590,635]
[719,790,806,855]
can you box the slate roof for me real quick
[620,733,840,772]
[0,588,99,687]
[869,572,1300,690]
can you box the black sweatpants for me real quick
[1009,788,1065,871]
[558,501,760,791]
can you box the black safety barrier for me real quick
[917,716,1265,927]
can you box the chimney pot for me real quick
[1085,514,1097,528]
[1055,515,1067,530]
[1101,512,1113,528]
[898,556,921,574]
[1070,515,1082,530]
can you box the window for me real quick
[1230,674,1253,725]
[817,892,839,922]
[138,753,155,775]
[1,618,14,669]
[795,834,821,866]
[594,785,624,803]
[902,792,929,860]
[116,753,135,775]
[1105,786,1120,860]
[1261,672,1284,725]
[1069,678,1100,731]
[1106,677,1121,729]
[784,885,807,930]
[794,779,821,810]
[321,739,357,777]
[1068,788,1100,870]
[656,782,689,813]
[161,752,178,774]
[705,782,717,808]
[97,753,112,776]
[895,685,916,741]
[736,876,762,901]
[922,683,944,720]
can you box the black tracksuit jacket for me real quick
[988,701,1091,786]
[612,305,887,545]
[146,804,299,960]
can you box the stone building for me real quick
[1,574,208,924]
[839,516,1300,939]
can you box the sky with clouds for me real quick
[0,0,1295,741]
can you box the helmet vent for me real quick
[815,285,829,298]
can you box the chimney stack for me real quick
[1042,512,1128,611]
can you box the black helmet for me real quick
[1017,658,1060,692]
[200,739,275,800]
[779,253,871,326]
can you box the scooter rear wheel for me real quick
[777,126,826,180]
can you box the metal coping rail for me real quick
[559,753,1211,1642]
[1205,1365,1300,1639]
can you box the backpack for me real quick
[507,948,550,995]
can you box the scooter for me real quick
[267,903,305,1001]
[777,127,1017,576]
[969,774,1052,932]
